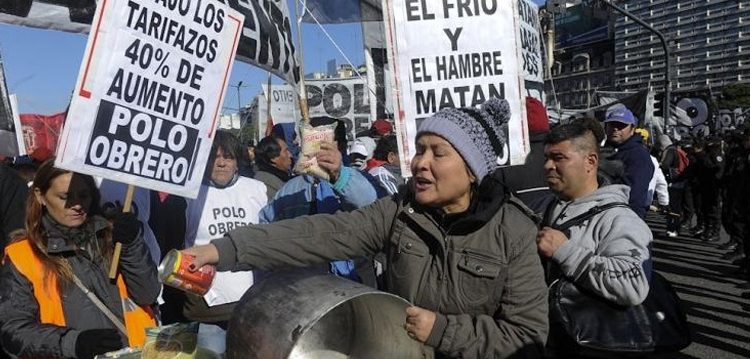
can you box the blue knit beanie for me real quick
[417,98,510,182]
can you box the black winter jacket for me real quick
[0,216,159,358]
[0,165,27,250]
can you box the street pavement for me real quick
[646,213,750,359]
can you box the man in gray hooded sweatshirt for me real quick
[537,118,652,307]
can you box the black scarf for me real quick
[42,213,97,247]
[256,160,291,182]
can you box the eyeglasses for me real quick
[605,122,631,131]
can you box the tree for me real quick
[717,84,750,109]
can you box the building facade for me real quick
[545,2,617,109]
[615,0,750,92]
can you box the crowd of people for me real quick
[0,97,748,358]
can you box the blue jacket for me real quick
[610,135,654,218]
[260,167,378,222]
[259,167,379,281]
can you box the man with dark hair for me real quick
[692,137,725,242]
[365,134,403,195]
[603,108,654,218]
[260,117,380,286]
[254,135,292,199]
[538,117,652,311]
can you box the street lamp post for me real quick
[236,80,243,113]
[600,0,672,125]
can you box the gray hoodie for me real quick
[547,184,651,306]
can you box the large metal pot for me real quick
[226,272,430,359]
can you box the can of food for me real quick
[158,249,215,295]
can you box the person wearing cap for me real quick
[348,137,375,171]
[182,99,548,358]
[603,107,654,218]
[370,118,394,138]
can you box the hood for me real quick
[615,133,645,151]
[552,184,630,221]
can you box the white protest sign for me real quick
[9,94,26,156]
[519,0,545,102]
[257,77,373,140]
[306,77,373,140]
[56,0,244,198]
[384,0,530,176]
[257,83,300,138]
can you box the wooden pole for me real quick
[293,0,310,122]
[108,184,134,279]
[266,71,273,129]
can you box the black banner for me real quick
[85,100,198,185]
[0,0,300,84]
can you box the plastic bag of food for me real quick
[141,323,197,359]
[94,347,141,359]
[95,323,219,359]
[293,122,337,180]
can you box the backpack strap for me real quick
[541,198,558,228]
[554,202,629,233]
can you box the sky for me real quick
[0,0,545,115]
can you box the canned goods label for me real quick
[158,249,215,295]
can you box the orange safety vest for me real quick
[3,239,156,347]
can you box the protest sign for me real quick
[9,95,26,156]
[256,83,300,139]
[0,56,20,157]
[0,0,298,85]
[257,77,373,140]
[518,0,544,102]
[384,0,530,177]
[56,0,244,198]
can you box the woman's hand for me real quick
[111,212,141,245]
[182,244,220,271]
[405,306,437,343]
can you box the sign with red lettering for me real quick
[56,0,243,198]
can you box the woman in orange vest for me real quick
[0,159,159,359]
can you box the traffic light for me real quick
[653,92,665,118]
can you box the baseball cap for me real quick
[349,141,368,157]
[370,119,393,136]
[604,107,637,126]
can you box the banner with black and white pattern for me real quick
[0,0,299,84]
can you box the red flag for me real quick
[19,112,66,162]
